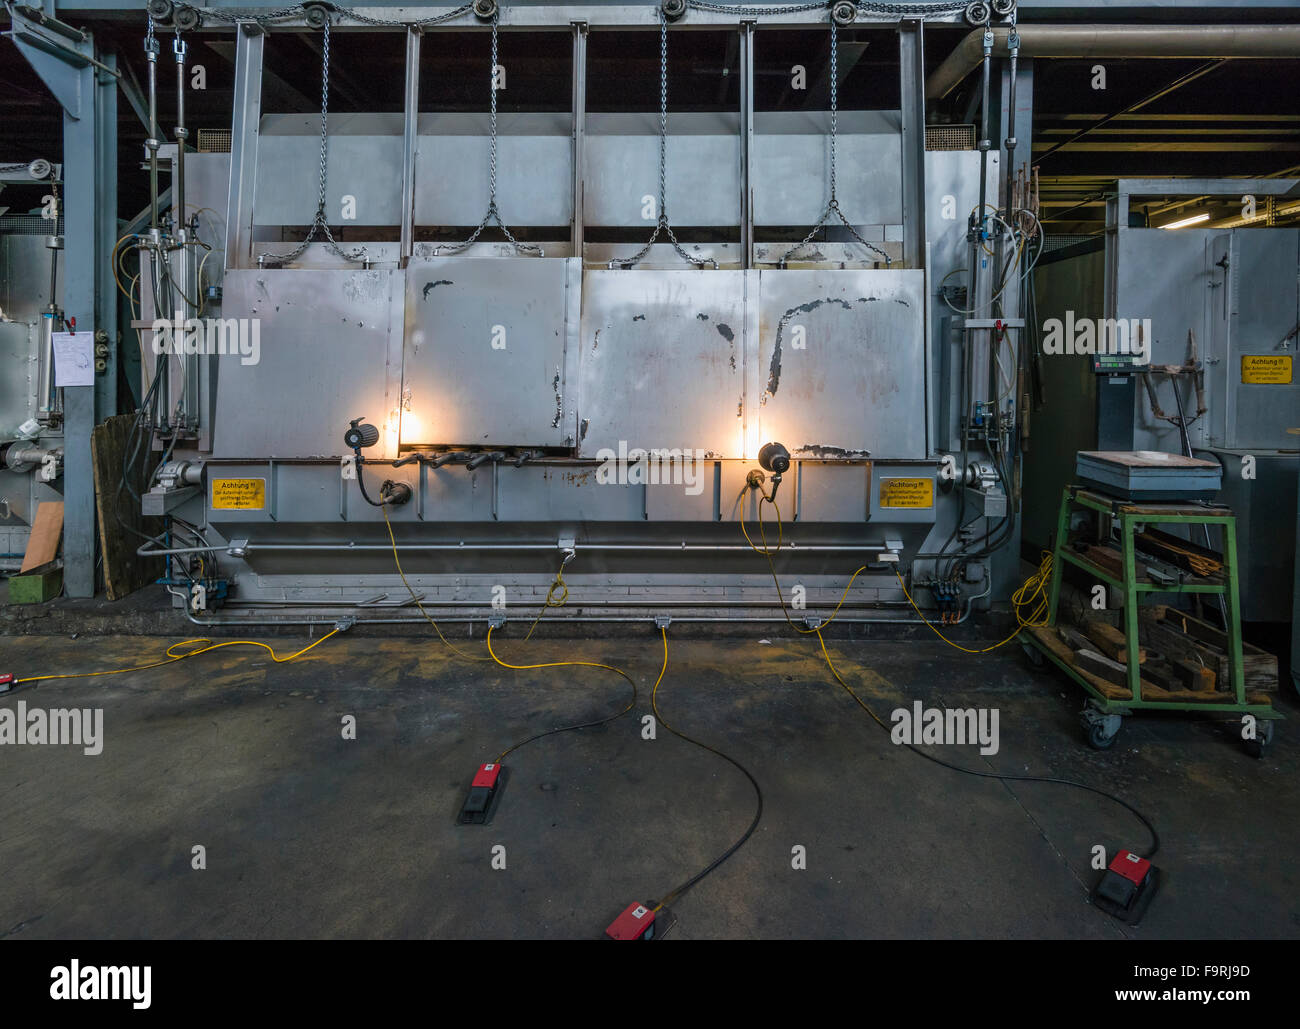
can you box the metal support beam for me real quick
[570,21,586,254]
[898,18,926,270]
[738,20,754,270]
[115,47,154,135]
[7,5,117,597]
[226,21,264,269]
[59,67,100,597]
[94,52,117,421]
[399,26,420,262]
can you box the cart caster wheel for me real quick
[1087,722,1119,750]
[1243,720,1274,760]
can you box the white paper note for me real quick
[52,331,94,388]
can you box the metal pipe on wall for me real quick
[926,24,1300,101]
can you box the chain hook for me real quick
[779,9,891,268]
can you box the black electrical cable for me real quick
[815,632,1161,859]
[485,627,640,765]
[649,627,764,914]
[352,455,390,507]
[731,489,1160,863]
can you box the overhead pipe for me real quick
[927,24,1300,101]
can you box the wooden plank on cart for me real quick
[1083,619,1146,664]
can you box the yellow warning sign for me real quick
[1241,355,1292,385]
[211,478,266,510]
[879,477,934,509]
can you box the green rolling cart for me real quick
[1021,487,1281,756]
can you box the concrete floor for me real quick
[1,630,1296,939]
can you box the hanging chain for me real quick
[685,0,969,16]
[170,3,474,28]
[258,17,368,266]
[853,0,969,13]
[434,10,541,257]
[780,14,890,267]
[617,9,715,270]
[685,0,828,14]
[175,1,966,25]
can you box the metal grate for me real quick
[925,124,976,151]
[197,129,232,153]
[0,214,64,234]
[1042,234,1098,254]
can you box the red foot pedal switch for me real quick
[458,763,506,825]
[0,673,14,694]
[1092,850,1160,925]
[605,902,656,941]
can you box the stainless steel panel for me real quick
[0,321,38,439]
[585,112,741,228]
[756,269,927,459]
[496,464,646,522]
[578,269,747,458]
[213,269,403,459]
[796,462,871,522]
[413,113,573,229]
[402,257,577,447]
[1199,449,1297,623]
[0,234,60,439]
[752,111,902,228]
[254,114,404,227]
[646,464,720,521]
[925,149,997,288]
[1224,230,1299,450]
[1114,227,1212,451]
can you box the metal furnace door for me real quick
[214,269,404,459]
[756,269,927,459]
[577,269,749,458]
[401,257,579,448]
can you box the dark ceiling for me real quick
[2,14,1297,233]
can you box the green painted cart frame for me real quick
[1021,487,1280,755]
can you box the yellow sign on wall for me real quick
[1241,355,1292,385]
[879,478,934,509]
[211,478,266,510]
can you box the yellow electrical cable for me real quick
[737,483,782,555]
[736,484,866,635]
[737,482,1052,650]
[14,629,340,686]
[815,626,891,730]
[648,625,764,915]
[381,504,490,662]
[892,551,1053,654]
[648,627,674,914]
[484,626,642,764]
[519,563,569,643]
